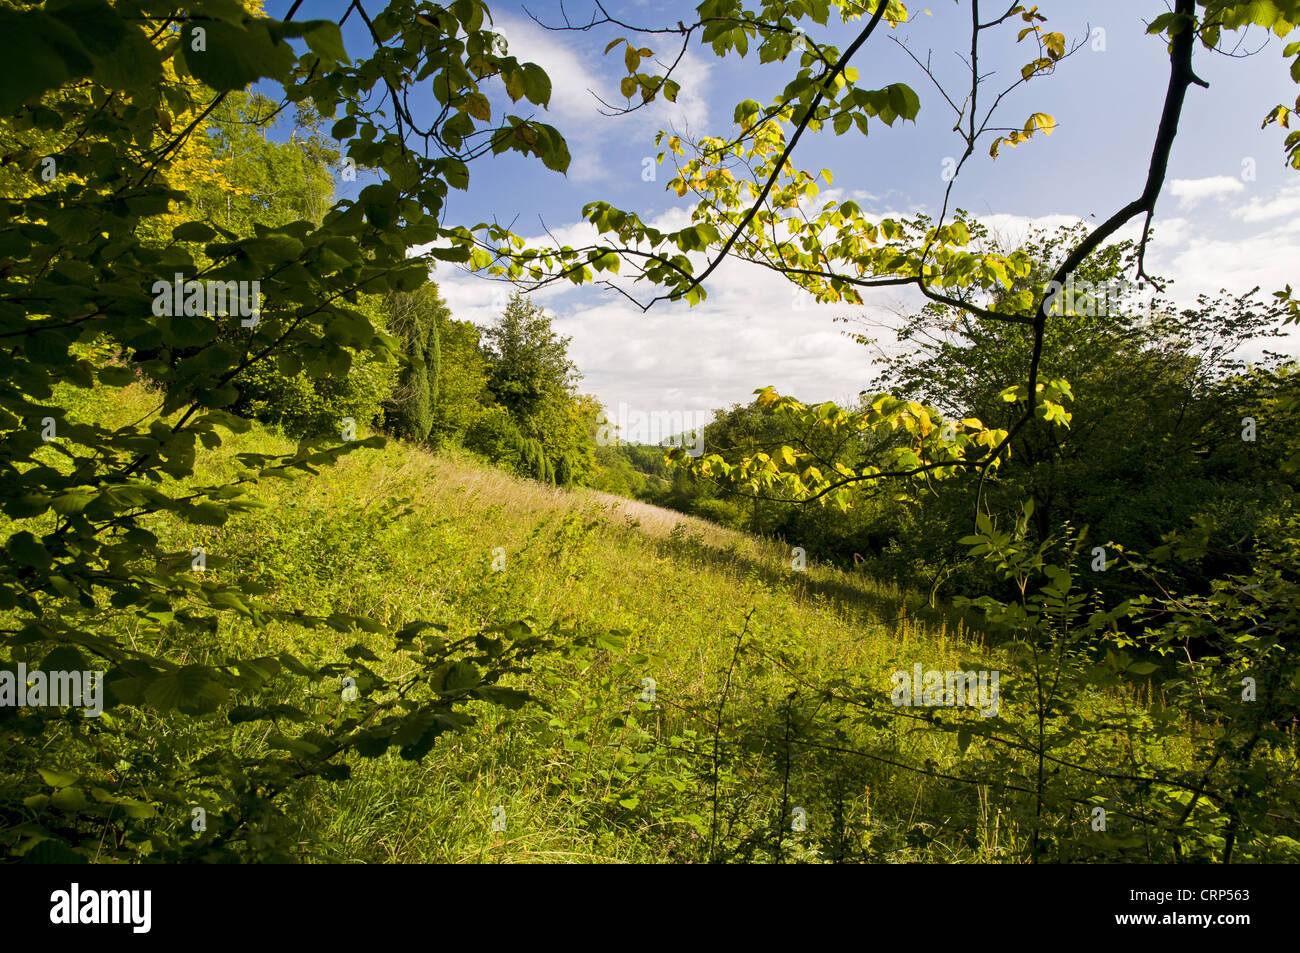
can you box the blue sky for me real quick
[268,0,1300,416]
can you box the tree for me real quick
[482,294,579,427]
[189,90,338,235]
[384,281,447,445]
[178,89,397,438]
[430,315,491,444]
[855,222,1296,597]
[484,0,1300,525]
[0,0,572,861]
[478,293,593,485]
[4,0,1298,866]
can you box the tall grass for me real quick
[25,381,1215,863]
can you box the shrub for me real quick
[234,348,396,438]
[692,497,745,528]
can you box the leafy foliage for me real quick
[384,283,447,445]
[0,0,579,861]
[2,0,1297,866]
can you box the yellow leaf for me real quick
[1263,104,1291,129]
[464,92,491,121]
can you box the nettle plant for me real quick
[0,0,583,861]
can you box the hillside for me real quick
[11,373,1293,866]
[73,383,1001,863]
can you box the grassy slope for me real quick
[53,382,1212,863]
[93,379,992,863]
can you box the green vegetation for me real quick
[383,283,445,445]
[15,380,1297,862]
[617,223,1299,609]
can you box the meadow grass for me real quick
[20,381,1214,863]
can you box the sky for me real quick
[267,0,1300,419]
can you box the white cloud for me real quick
[430,194,1299,418]
[489,17,602,123]
[1145,216,1192,247]
[1231,180,1300,223]
[1150,223,1300,301]
[435,228,884,415]
[1169,175,1246,208]
[967,212,1088,249]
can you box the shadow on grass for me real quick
[637,525,967,633]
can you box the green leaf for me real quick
[475,685,530,709]
[440,661,480,692]
[332,115,357,139]
[521,63,551,106]
[38,767,79,788]
[172,221,217,243]
[22,840,86,864]
[302,20,349,64]
[0,9,92,113]
[504,67,526,101]
[180,20,294,92]
[888,83,921,121]
[9,532,52,569]
[185,502,228,526]
[143,666,228,711]
[228,705,271,724]
[957,726,972,753]
[50,786,87,811]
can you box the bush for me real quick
[463,404,524,463]
[234,347,397,438]
[692,497,745,528]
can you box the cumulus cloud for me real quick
[429,188,1297,418]
[434,225,886,415]
[966,212,1088,248]
[1169,175,1246,208]
[1150,222,1300,301]
[1231,179,1300,224]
